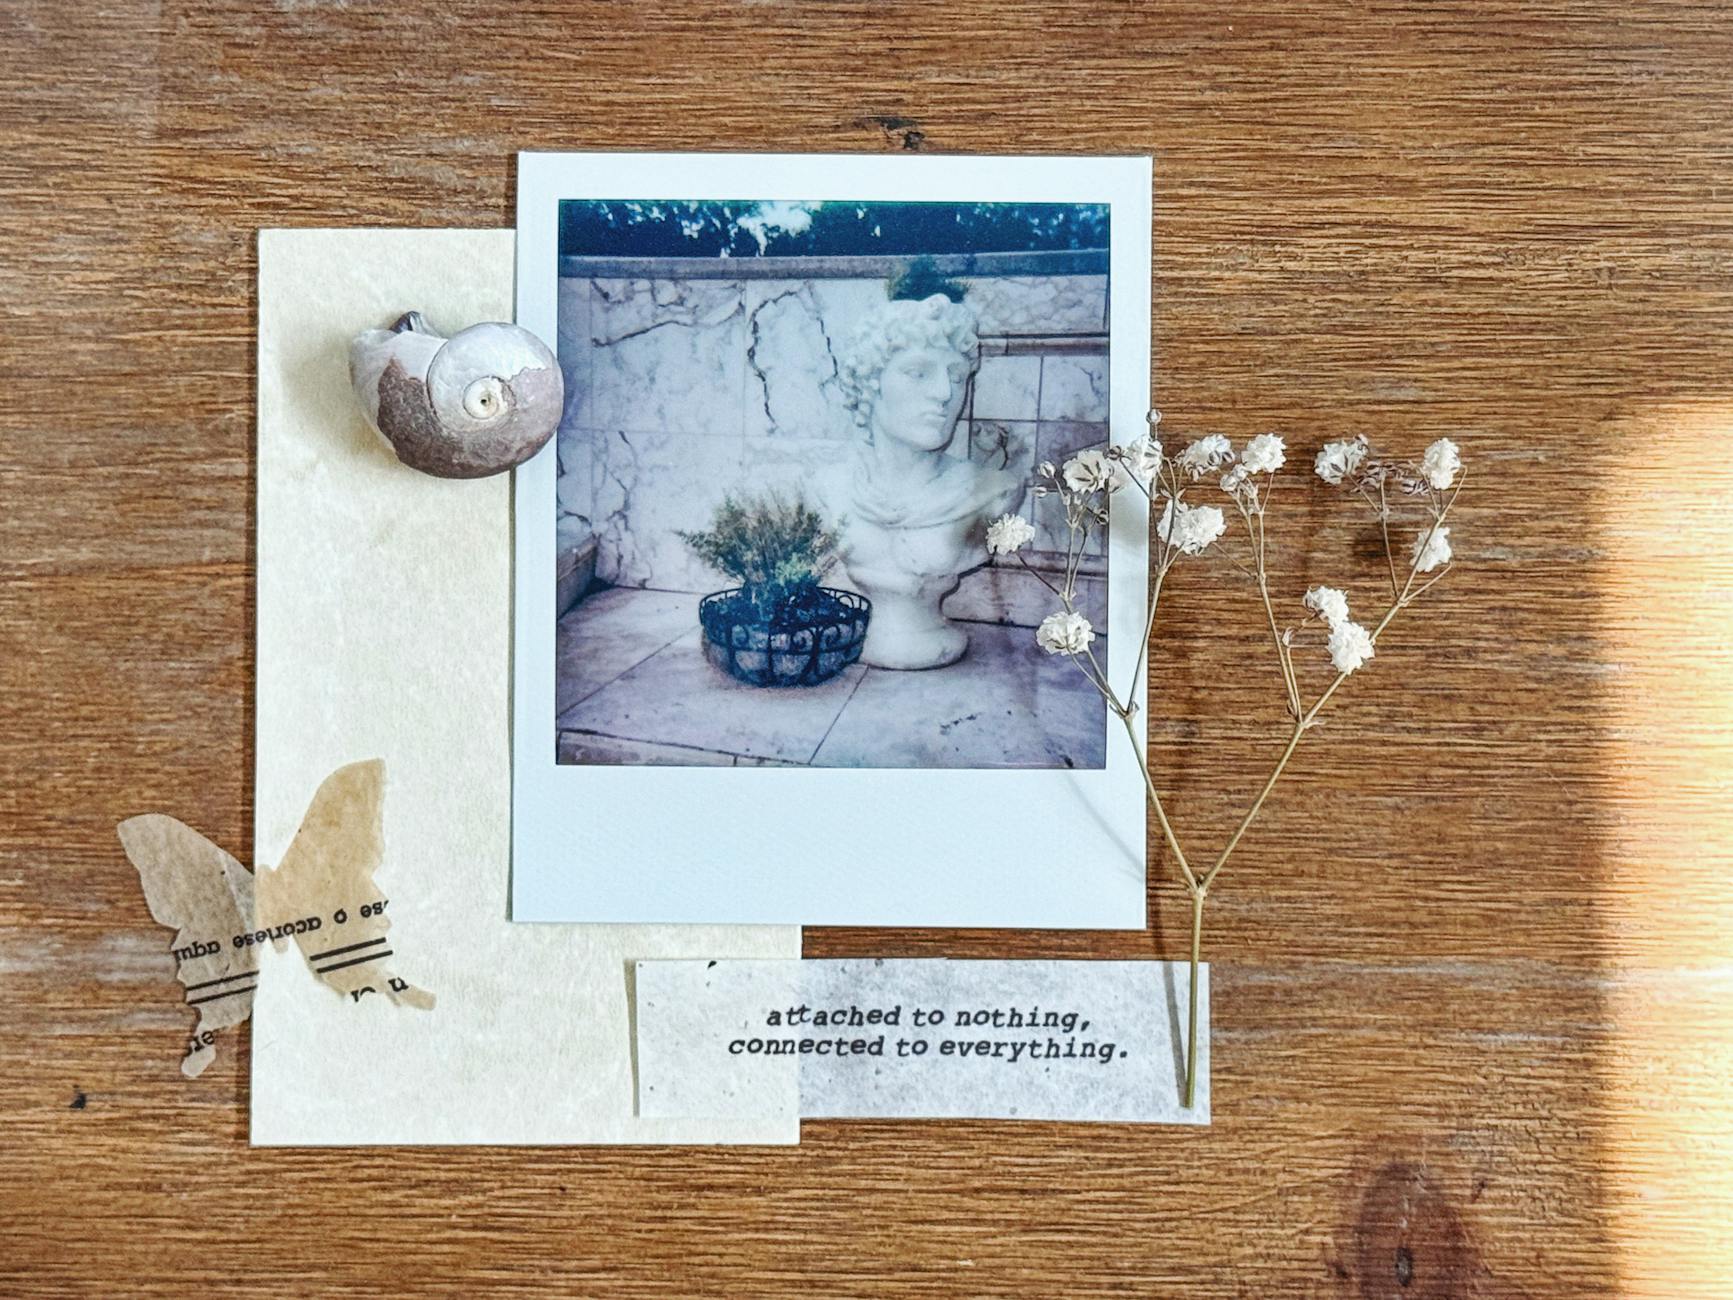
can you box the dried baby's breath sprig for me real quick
[995,413,1470,1107]
[1319,434,1463,599]
[1314,435,1368,486]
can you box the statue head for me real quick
[838,294,980,453]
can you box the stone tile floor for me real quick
[555,586,1107,769]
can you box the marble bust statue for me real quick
[819,293,1026,670]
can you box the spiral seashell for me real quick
[349,312,564,479]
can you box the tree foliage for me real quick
[559,199,1109,260]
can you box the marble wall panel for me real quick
[1039,354,1111,423]
[556,429,593,539]
[586,278,746,436]
[556,280,597,554]
[955,274,1108,335]
[742,278,885,441]
[556,276,593,418]
[971,354,1042,422]
[590,428,745,591]
[966,418,1038,492]
[737,432,850,499]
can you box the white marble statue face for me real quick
[871,344,973,453]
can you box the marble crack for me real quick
[745,287,805,435]
[592,316,691,349]
[599,433,641,583]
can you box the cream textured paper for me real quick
[252,228,799,1145]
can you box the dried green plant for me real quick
[679,492,841,616]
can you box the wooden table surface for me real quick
[5,2,1732,1295]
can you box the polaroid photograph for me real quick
[514,151,1151,927]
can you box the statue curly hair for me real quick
[837,293,980,432]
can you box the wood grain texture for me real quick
[3,1,1731,1295]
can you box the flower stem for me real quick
[1122,709,1195,891]
[1013,551,1067,603]
[1125,556,1169,703]
[1252,513,1300,718]
[1185,885,1204,1108]
[1378,480,1400,600]
[1199,719,1307,894]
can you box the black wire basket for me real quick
[698,587,871,688]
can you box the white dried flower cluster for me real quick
[1174,435,1233,480]
[1302,583,1373,675]
[1314,433,1463,498]
[1036,610,1096,656]
[985,513,1036,556]
[1221,433,1286,496]
[1327,619,1376,676]
[1110,433,1163,485]
[1314,436,1369,486]
[1062,448,1123,494]
[1411,523,1452,572]
[1420,438,1461,490]
[1156,497,1227,555]
[1303,585,1350,628]
[1239,433,1286,475]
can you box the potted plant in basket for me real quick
[678,492,871,688]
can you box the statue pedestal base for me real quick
[858,579,968,670]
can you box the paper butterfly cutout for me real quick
[118,759,432,1078]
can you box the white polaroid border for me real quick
[513,151,1150,927]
